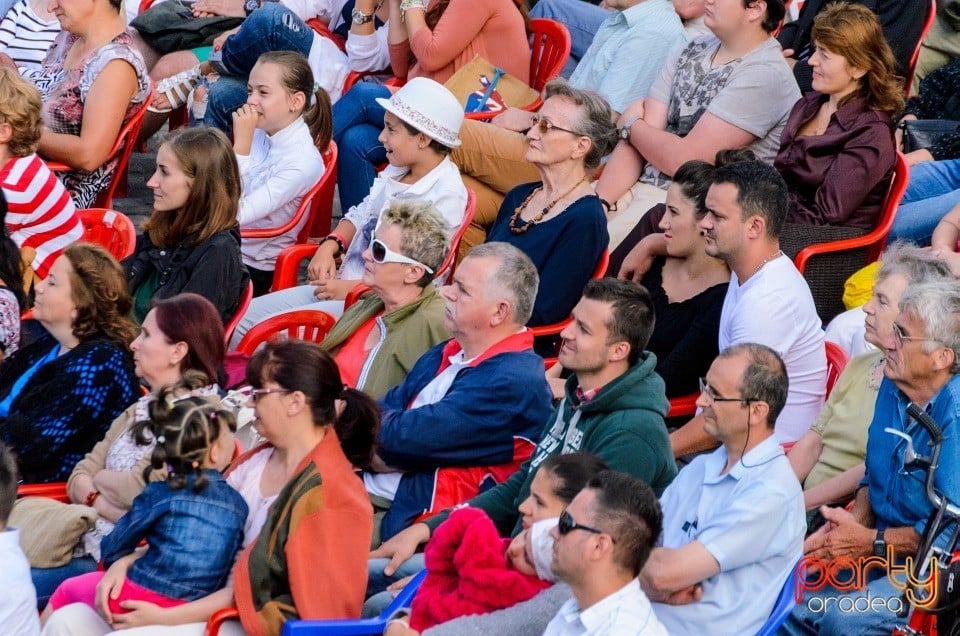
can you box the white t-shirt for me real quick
[0,529,41,636]
[719,254,826,442]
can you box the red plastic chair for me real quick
[529,249,610,366]
[824,340,849,400]
[794,151,909,277]
[46,87,155,209]
[668,340,850,421]
[17,482,70,503]
[343,283,372,311]
[241,141,338,244]
[905,0,937,97]
[269,189,476,292]
[464,18,571,122]
[223,282,254,346]
[233,309,338,355]
[78,208,137,261]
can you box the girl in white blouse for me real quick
[232,50,332,296]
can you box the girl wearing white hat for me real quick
[229,77,469,348]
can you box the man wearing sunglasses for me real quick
[544,471,666,635]
[642,343,805,635]
[784,280,960,635]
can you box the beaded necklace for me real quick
[509,177,587,234]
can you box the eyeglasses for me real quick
[245,387,292,403]
[558,509,615,543]
[529,115,582,137]
[892,322,941,348]
[370,238,435,274]
[698,377,755,404]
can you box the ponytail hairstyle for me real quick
[132,371,236,491]
[245,340,380,468]
[255,51,333,151]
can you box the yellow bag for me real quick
[842,261,882,310]
[444,55,539,113]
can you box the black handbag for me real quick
[130,0,243,55]
[901,119,960,153]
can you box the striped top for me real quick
[0,153,83,278]
[0,0,60,70]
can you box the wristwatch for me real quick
[620,116,641,140]
[873,528,887,557]
[352,6,374,24]
[244,0,261,15]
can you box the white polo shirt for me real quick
[653,435,804,635]
[0,528,40,636]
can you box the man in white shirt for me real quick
[544,470,667,636]
[625,160,826,453]
[642,344,805,634]
[0,443,41,636]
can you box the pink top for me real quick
[389,0,530,84]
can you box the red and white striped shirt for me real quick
[1,153,83,278]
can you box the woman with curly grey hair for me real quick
[486,79,618,326]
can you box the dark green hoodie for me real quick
[425,351,677,537]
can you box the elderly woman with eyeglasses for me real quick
[485,80,617,326]
[319,199,452,399]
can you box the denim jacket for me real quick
[100,469,248,601]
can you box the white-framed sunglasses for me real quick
[370,237,434,274]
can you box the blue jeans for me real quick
[889,158,960,245]
[31,555,98,611]
[332,82,389,211]
[529,0,610,76]
[202,3,314,136]
[363,554,426,618]
[779,570,908,635]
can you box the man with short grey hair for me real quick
[368,242,553,544]
[785,279,960,634]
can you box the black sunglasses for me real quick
[558,510,615,543]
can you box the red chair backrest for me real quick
[437,188,476,280]
[223,281,254,345]
[905,0,937,97]
[78,208,137,260]
[96,88,154,209]
[528,18,572,93]
[794,151,909,274]
[17,482,70,503]
[824,340,849,399]
[234,309,338,355]
[240,141,338,243]
[667,392,699,419]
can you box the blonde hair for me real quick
[0,68,42,157]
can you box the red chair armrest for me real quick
[271,244,320,292]
[205,607,240,636]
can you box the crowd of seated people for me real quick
[4,0,960,634]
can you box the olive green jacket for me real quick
[322,285,450,398]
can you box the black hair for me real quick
[588,470,662,576]
[132,371,235,492]
[711,160,788,239]
[0,443,17,526]
[539,452,609,504]
[582,278,656,366]
[0,190,27,312]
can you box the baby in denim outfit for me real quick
[44,389,247,621]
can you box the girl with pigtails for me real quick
[41,385,248,625]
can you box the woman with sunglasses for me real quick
[319,200,451,399]
[486,80,617,326]
[230,78,468,347]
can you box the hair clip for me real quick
[191,460,200,469]
[156,434,166,444]
[313,81,321,94]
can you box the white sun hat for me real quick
[375,77,463,149]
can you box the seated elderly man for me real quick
[791,245,953,516]
[783,279,960,635]
[641,343,805,634]
[368,242,553,545]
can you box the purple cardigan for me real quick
[775,92,896,229]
